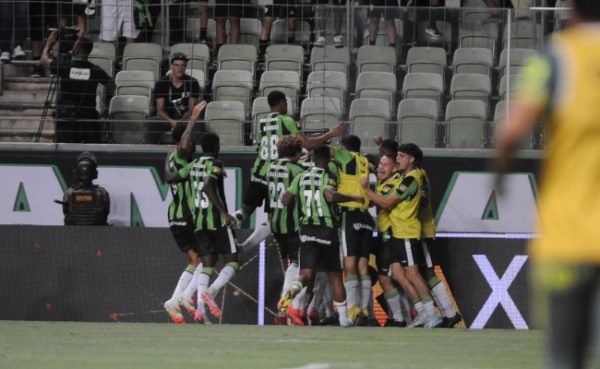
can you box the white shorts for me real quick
[100,0,140,41]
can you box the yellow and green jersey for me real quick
[376,172,401,233]
[179,156,227,231]
[266,158,305,234]
[390,169,422,239]
[167,149,193,224]
[287,166,338,228]
[517,25,600,263]
[251,113,301,181]
[333,147,371,209]
[417,168,436,239]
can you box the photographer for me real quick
[40,32,115,143]
[61,152,110,226]
[145,52,201,144]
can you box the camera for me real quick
[171,93,190,119]
[49,26,80,57]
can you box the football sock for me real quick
[282,262,300,299]
[292,286,307,310]
[422,296,436,317]
[413,299,424,317]
[429,276,456,318]
[384,288,404,322]
[170,264,194,301]
[344,274,359,308]
[334,299,349,320]
[399,290,414,322]
[208,262,238,297]
[359,274,372,310]
[182,264,202,302]
[240,221,271,248]
[197,267,214,310]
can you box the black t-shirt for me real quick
[153,74,201,120]
[52,59,111,115]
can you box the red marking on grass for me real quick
[96,249,103,257]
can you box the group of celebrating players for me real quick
[161,91,462,328]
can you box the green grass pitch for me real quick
[0,321,541,369]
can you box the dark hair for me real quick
[201,132,220,153]
[267,90,287,108]
[380,139,398,157]
[277,135,303,158]
[170,52,188,63]
[77,37,93,56]
[341,135,361,152]
[398,143,423,165]
[573,0,600,21]
[312,144,331,162]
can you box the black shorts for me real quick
[194,227,238,256]
[169,216,197,253]
[298,225,341,272]
[214,0,245,18]
[368,0,400,20]
[420,238,435,269]
[390,237,422,267]
[274,232,300,264]
[340,209,374,258]
[265,0,297,18]
[375,231,393,276]
[243,174,269,211]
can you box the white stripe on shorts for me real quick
[227,227,237,254]
[404,239,415,266]
[422,240,433,269]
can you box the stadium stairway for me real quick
[0,63,54,142]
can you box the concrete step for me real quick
[1,62,37,78]
[0,130,54,143]
[4,77,52,92]
[0,107,46,117]
[0,117,55,131]
[0,89,52,105]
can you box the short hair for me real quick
[77,37,93,56]
[380,139,398,157]
[398,143,423,165]
[201,132,220,153]
[312,144,331,162]
[277,135,303,158]
[341,135,361,152]
[267,90,287,108]
[574,0,600,21]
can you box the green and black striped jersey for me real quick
[266,158,305,234]
[179,156,228,231]
[167,149,193,224]
[251,113,301,182]
[287,166,338,228]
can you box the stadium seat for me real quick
[89,42,116,77]
[265,44,304,79]
[357,45,397,73]
[402,73,443,108]
[212,70,253,115]
[310,46,351,75]
[259,71,301,114]
[229,18,261,48]
[499,73,522,100]
[452,47,493,76]
[205,101,246,146]
[503,20,543,49]
[96,85,106,117]
[397,99,438,148]
[306,71,347,112]
[109,95,150,144]
[270,20,311,46]
[362,18,403,50]
[300,97,342,130]
[355,72,397,110]
[406,47,447,77]
[115,70,155,99]
[217,44,257,75]
[122,43,163,81]
[251,96,292,142]
[186,18,216,45]
[499,48,537,76]
[494,100,533,149]
[444,99,487,148]
[170,43,210,77]
[459,22,499,60]
[450,73,491,108]
[349,98,392,147]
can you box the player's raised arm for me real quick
[178,100,208,157]
[360,176,399,210]
[299,123,345,149]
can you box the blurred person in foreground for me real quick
[62,152,110,226]
[495,1,600,368]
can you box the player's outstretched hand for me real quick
[224,213,237,228]
[359,176,369,189]
[191,100,208,121]
[330,124,345,138]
